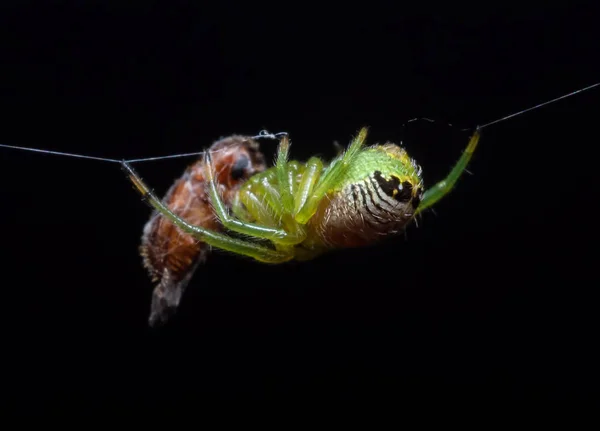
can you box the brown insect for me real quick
[139,135,267,326]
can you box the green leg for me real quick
[272,138,307,237]
[237,188,279,228]
[233,192,304,253]
[243,169,306,237]
[295,127,368,223]
[230,193,252,221]
[415,128,481,215]
[275,135,294,214]
[287,161,301,200]
[122,162,293,263]
[293,156,323,217]
[204,152,305,245]
[247,171,286,216]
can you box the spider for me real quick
[123,126,480,269]
[0,82,596,327]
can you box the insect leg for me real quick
[415,128,481,214]
[122,162,293,263]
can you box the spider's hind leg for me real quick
[415,127,481,214]
[122,161,293,263]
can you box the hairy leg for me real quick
[203,151,305,245]
[295,127,368,223]
[122,161,293,263]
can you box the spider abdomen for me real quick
[309,174,419,248]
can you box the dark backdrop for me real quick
[1,2,598,404]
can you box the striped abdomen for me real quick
[309,170,423,248]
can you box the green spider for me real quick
[122,127,480,263]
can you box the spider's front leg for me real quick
[122,162,293,263]
[203,148,305,246]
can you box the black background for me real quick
[1,2,598,404]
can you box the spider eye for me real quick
[231,155,250,180]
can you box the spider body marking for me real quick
[123,127,480,268]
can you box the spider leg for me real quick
[295,127,367,223]
[122,162,293,263]
[271,137,310,238]
[236,187,279,227]
[204,151,306,245]
[415,128,481,214]
[275,134,294,213]
[293,156,323,218]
